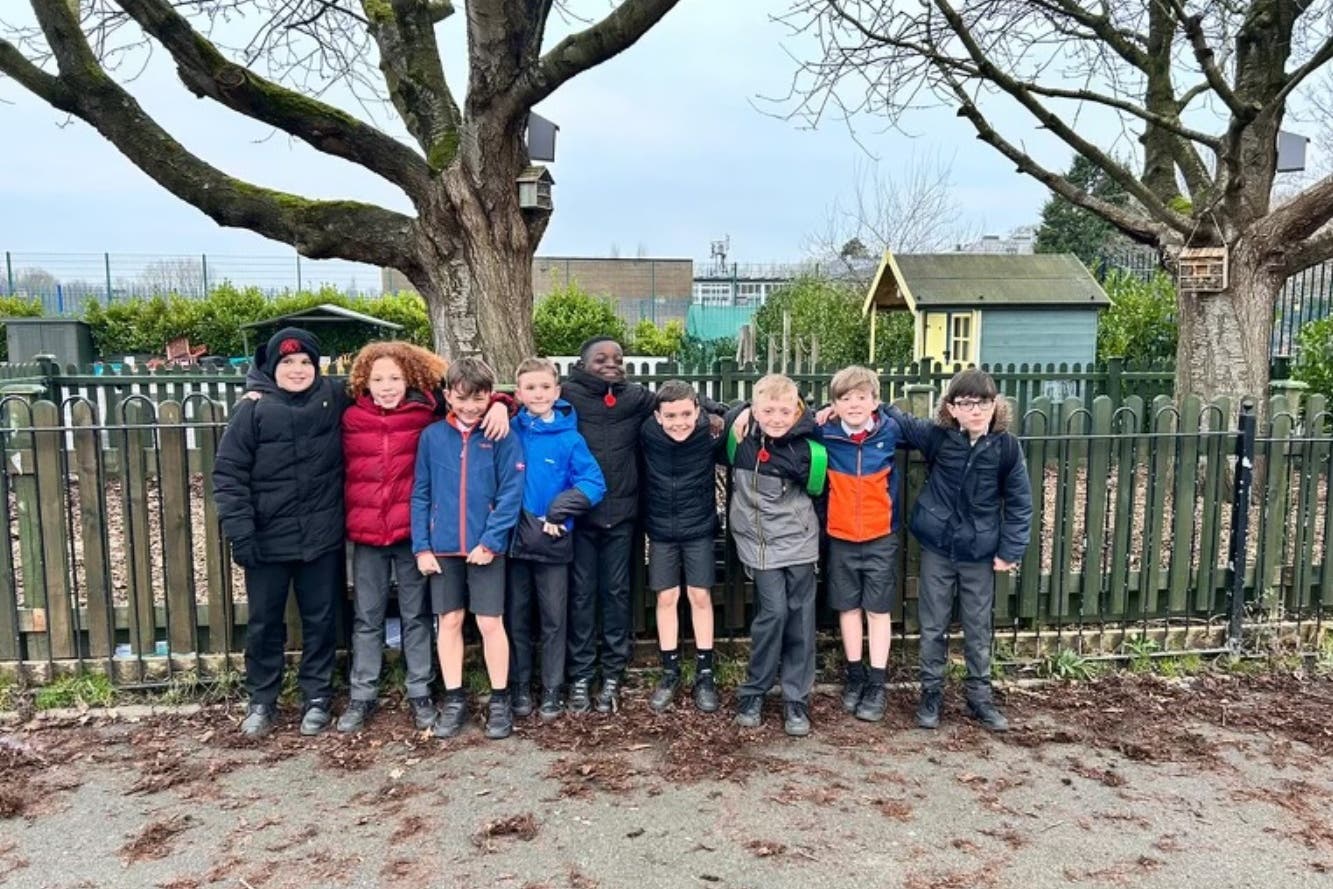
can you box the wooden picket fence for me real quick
[0,382,1328,684]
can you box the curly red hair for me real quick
[347,341,448,396]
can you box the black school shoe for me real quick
[485,695,514,740]
[432,694,469,739]
[511,685,535,719]
[734,695,763,728]
[538,687,564,722]
[966,698,1010,733]
[300,698,333,736]
[915,689,942,729]
[648,671,681,713]
[841,677,865,713]
[240,703,276,738]
[336,699,376,733]
[692,673,720,713]
[855,684,888,723]
[783,702,811,737]
[407,696,437,731]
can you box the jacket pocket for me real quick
[971,513,1000,558]
[911,490,954,548]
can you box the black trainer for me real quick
[485,694,514,740]
[538,687,563,722]
[407,695,437,731]
[432,694,469,739]
[783,701,811,737]
[336,699,376,733]
[595,677,621,714]
[648,671,681,713]
[734,695,763,728]
[568,678,592,714]
[692,673,720,713]
[855,683,888,723]
[915,689,942,729]
[240,702,276,738]
[299,698,332,737]
[511,685,535,719]
[966,698,1010,733]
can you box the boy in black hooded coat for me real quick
[213,327,349,738]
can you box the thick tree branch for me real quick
[0,38,76,111]
[360,0,461,169]
[942,74,1170,245]
[1263,174,1333,243]
[1284,227,1333,275]
[520,0,682,108]
[1169,0,1257,120]
[24,0,415,270]
[933,0,1192,235]
[116,0,429,195]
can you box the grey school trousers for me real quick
[349,541,435,701]
[737,564,816,705]
[917,547,996,703]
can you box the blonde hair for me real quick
[830,365,879,401]
[515,357,560,384]
[752,373,800,406]
[347,341,447,395]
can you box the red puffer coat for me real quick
[343,389,439,546]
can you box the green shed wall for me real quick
[978,308,1099,367]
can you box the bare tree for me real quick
[0,1,682,373]
[806,150,978,284]
[139,258,207,297]
[783,0,1333,403]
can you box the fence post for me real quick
[717,357,738,403]
[5,251,12,295]
[1227,399,1256,651]
[1106,356,1123,405]
[201,254,210,297]
[104,252,113,305]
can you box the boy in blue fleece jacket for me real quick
[506,358,606,723]
[412,358,525,741]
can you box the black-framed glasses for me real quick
[952,398,995,411]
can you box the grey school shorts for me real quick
[430,556,506,617]
[826,533,901,614]
[648,535,716,591]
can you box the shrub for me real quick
[533,281,627,356]
[629,319,685,357]
[1294,315,1333,399]
[753,275,913,369]
[1096,269,1177,363]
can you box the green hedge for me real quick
[82,284,432,360]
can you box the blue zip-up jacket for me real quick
[411,414,525,557]
[510,401,606,563]
[820,406,903,541]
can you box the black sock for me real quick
[661,647,681,674]
[444,686,466,701]
[846,659,866,683]
[491,686,507,697]
[696,648,715,674]
[868,666,887,686]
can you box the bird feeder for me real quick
[517,165,554,211]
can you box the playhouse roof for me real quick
[861,252,1110,314]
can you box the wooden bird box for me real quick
[517,165,554,211]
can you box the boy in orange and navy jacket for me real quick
[819,366,902,723]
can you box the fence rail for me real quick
[0,383,1327,683]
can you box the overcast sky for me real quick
[0,2,1075,269]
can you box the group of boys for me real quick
[412,336,1025,740]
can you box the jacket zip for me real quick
[458,425,471,554]
[753,437,767,568]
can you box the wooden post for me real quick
[32,401,74,658]
[71,401,115,659]
[158,401,199,655]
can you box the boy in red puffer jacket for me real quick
[337,342,512,734]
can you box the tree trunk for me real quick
[1175,238,1278,406]
[409,141,540,382]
